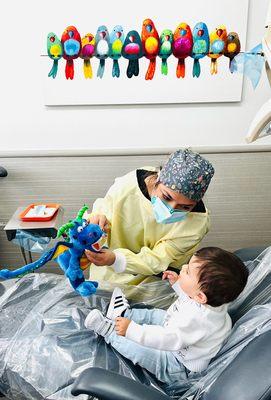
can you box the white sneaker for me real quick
[84,309,114,337]
[106,287,129,320]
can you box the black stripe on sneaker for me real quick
[114,300,124,306]
[114,303,125,309]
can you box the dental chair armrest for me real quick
[71,367,170,400]
[202,331,271,400]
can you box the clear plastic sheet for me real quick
[0,274,175,400]
[0,247,270,400]
[12,230,51,253]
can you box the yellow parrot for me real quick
[81,33,96,79]
[208,25,227,75]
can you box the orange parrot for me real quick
[141,18,160,80]
[208,25,227,75]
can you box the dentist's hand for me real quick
[162,270,179,285]
[85,249,115,266]
[87,214,110,233]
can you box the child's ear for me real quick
[195,291,208,304]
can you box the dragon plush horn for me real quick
[57,221,75,238]
[76,205,89,220]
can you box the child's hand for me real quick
[88,214,110,233]
[162,270,179,285]
[115,317,131,336]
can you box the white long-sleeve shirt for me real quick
[126,282,232,372]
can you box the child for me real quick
[85,247,248,384]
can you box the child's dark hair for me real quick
[194,247,249,307]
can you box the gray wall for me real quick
[1,151,271,271]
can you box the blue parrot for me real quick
[95,25,110,78]
[191,22,209,78]
[109,25,125,78]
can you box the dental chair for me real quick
[0,246,270,400]
[71,331,271,400]
[71,246,271,400]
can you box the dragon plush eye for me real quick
[82,221,88,228]
[77,226,84,233]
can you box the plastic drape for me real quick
[0,247,270,400]
[12,230,51,253]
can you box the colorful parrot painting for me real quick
[191,22,209,78]
[159,29,173,76]
[47,21,241,81]
[47,32,63,79]
[0,206,107,297]
[141,19,160,80]
[95,25,110,78]
[80,33,95,79]
[208,25,228,75]
[121,30,144,78]
[173,23,193,78]
[61,26,81,80]
[109,25,125,78]
[224,32,241,73]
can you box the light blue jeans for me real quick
[105,308,189,385]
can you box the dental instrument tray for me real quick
[19,203,60,222]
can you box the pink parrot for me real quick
[173,23,193,78]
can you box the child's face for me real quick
[177,255,207,304]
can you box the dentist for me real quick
[85,149,215,286]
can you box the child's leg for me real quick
[124,308,166,326]
[105,331,188,385]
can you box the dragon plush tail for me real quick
[83,59,93,79]
[161,59,168,75]
[97,59,105,78]
[65,60,74,80]
[193,59,201,78]
[145,58,156,80]
[176,59,185,78]
[0,247,56,280]
[112,60,120,78]
[48,60,58,79]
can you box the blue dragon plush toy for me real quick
[0,205,107,297]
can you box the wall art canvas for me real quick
[42,0,249,105]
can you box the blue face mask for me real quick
[151,196,188,224]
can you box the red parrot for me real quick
[141,18,160,80]
[61,26,82,80]
[173,23,193,78]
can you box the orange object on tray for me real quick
[19,203,60,222]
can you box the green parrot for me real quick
[159,29,173,75]
[47,32,63,79]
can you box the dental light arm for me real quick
[246,0,271,143]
